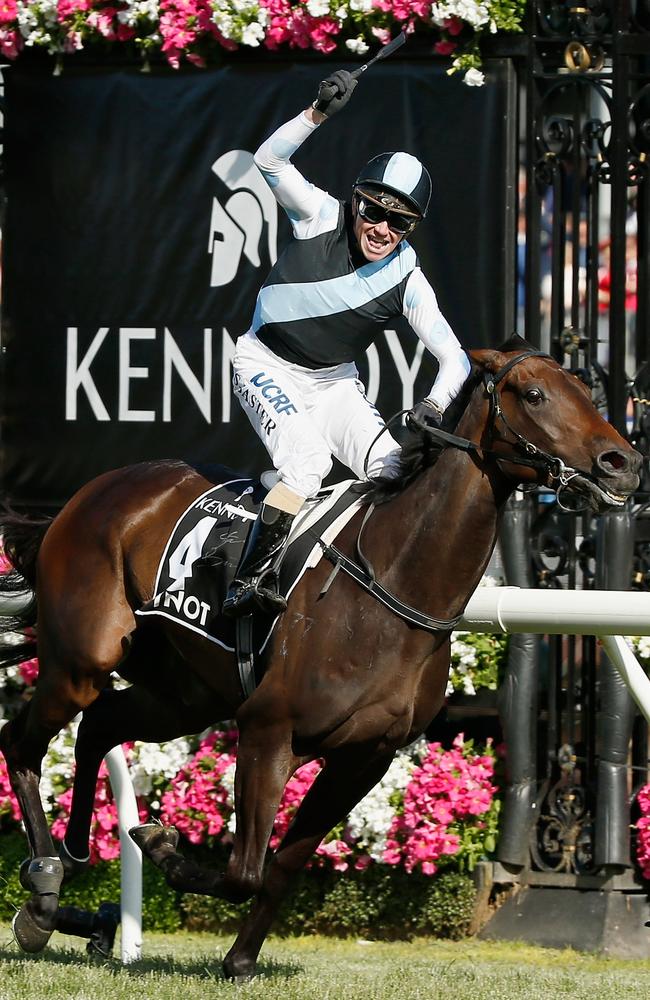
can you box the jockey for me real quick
[223,70,471,619]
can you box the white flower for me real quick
[631,636,650,663]
[129,738,192,797]
[241,21,265,45]
[221,760,238,832]
[40,720,79,813]
[431,1,489,29]
[306,0,331,16]
[345,36,369,55]
[117,1,160,26]
[346,742,425,860]
[462,674,477,695]
[464,67,485,86]
[349,0,373,9]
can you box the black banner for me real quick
[1,59,513,507]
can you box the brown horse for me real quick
[0,337,641,978]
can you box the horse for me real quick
[0,336,641,979]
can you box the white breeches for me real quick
[232,332,401,499]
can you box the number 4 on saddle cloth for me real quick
[136,474,363,695]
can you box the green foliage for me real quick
[449,630,509,693]
[452,796,501,873]
[181,863,476,942]
[489,0,528,33]
[0,829,28,920]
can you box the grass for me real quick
[0,927,649,1000]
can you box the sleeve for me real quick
[253,112,339,238]
[402,267,471,412]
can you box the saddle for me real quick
[136,476,364,693]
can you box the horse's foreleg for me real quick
[218,718,298,905]
[223,749,394,981]
[133,716,296,902]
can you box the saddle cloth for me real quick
[136,474,364,654]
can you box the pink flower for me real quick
[370,26,391,44]
[0,754,21,822]
[86,9,118,39]
[0,26,18,60]
[57,0,90,16]
[444,15,464,36]
[434,39,457,56]
[0,0,16,27]
[18,657,39,687]
[635,783,650,879]
[383,736,496,875]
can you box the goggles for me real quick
[354,190,420,235]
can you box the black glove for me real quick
[406,398,444,432]
[313,70,358,118]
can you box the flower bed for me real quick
[0,652,499,934]
[0,1,526,84]
[0,640,501,934]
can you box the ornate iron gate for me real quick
[483,1,650,952]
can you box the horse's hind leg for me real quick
[223,749,394,980]
[0,607,135,951]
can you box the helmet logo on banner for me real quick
[208,150,279,287]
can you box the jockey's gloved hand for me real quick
[313,70,358,118]
[406,398,444,433]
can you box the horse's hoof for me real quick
[222,953,257,982]
[12,905,54,954]
[129,823,179,858]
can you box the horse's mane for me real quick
[360,364,483,506]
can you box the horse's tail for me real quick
[0,501,51,642]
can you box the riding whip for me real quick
[350,31,407,80]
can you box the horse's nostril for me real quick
[599,450,627,472]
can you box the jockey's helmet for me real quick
[354,152,432,219]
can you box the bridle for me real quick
[481,351,586,504]
[365,350,591,510]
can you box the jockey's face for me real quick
[352,189,420,262]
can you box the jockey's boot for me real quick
[222,503,294,618]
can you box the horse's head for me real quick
[470,336,642,512]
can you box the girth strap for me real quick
[315,538,462,634]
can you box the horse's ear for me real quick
[468,348,507,374]
[498,332,535,353]
[469,334,537,375]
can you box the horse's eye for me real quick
[524,387,543,405]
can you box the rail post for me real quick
[594,509,636,870]
[496,493,539,868]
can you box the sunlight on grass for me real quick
[1,926,649,1000]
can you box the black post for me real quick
[496,493,539,868]
[594,509,635,870]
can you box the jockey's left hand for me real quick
[406,398,444,432]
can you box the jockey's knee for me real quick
[279,453,332,499]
